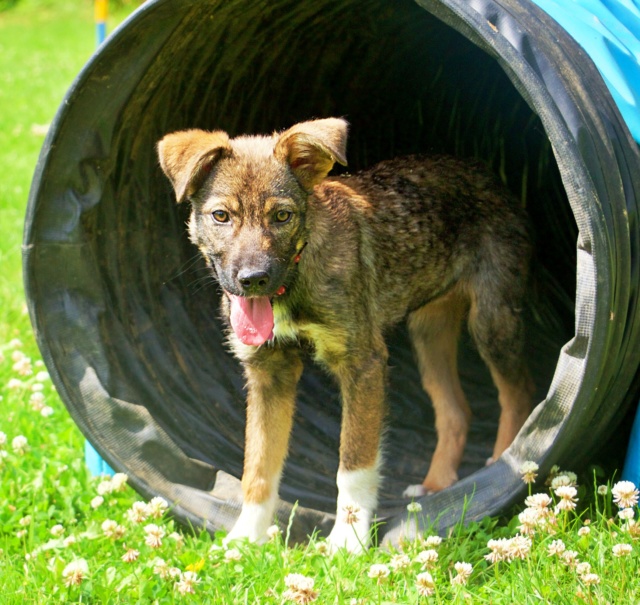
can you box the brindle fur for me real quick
[157,118,534,550]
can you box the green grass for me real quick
[2,1,640,603]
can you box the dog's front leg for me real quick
[225,349,303,545]
[327,345,388,553]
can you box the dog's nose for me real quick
[237,269,271,291]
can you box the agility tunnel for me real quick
[24,0,640,544]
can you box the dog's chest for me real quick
[272,303,347,364]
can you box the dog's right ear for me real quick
[157,129,231,203]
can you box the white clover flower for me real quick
[612,481,639,509]
[415,571,436,597]
[547,539,566,556]
[35,370,50,382]
[63,535,77,547]
[518,508,542,535]
[623,519,640,538]
[152,558,170,579]
[406,501,422,513]
[90,496,104,509]
[367,564,390,581]
[597,485,608,496]
[9,338,23,349]
[424,535,443,548]
[29,392,45,411]
[266,524,282,540]
[524,493,553,510]
[31,383,44,392]
[576,562,591,576]
[578,526,590,537]
[126,501,149,523]
[612,543,633,557]
[110,473,129,491]
[175,571,200,595]
[581,573,600,586]
[551,472,577,490]
[50,524,65,537]
[283,573,318,603]
[554,485,578,511]
[147,496,168,519]
[520,461,539,484]
[7,378,24,390]
[390,554,411,572]
[168,531,184,547]
[618,508,635,521]
[12,435,28,454]
[451,561,473,586]
[0,432,7,448]
[13,356,33,376]
[96,480,114,496]
[121,547,140,563]
[341,503,361,525]
[509,535,532,560]
[561,550,579,568]
[40,406,54,417]
[414,549,439,569]
[224,548,242,562]
[144,523,165,548]
[62,559,89,586]
[314,541,330,556]
[101,519,125,539]
[485,538,513,564]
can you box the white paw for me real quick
[327,516,371,554]
[486,456,496,466]
[403,484,428,498]
[328,464,380,553]
[223,502,274,546]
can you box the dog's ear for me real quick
[157,129,231,202]
[274,118,348,191]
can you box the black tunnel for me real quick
[24,0,640,543]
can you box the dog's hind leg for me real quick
[225,348,303,545]
[468,265,534,465]
[404,289,471,497]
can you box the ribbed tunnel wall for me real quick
[24,0,640,543]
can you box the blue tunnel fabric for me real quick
[531,0,640,144]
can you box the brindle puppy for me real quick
[157,118,534,552]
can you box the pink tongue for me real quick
[228,294,274,346]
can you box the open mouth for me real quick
[227,287,286,346]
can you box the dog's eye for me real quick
[212,210,230,223]
[274,210,293,223]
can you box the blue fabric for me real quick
[85,440,115,477]
[531,0,640,144]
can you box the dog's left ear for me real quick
[274,118,348,191]
[157,129,231,203]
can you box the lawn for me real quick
[1,1,640,603]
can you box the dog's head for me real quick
[157,118,348,345]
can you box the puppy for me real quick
[157,118,534,552]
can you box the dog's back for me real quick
[314,154,531,329]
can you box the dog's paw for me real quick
[223,503,273,546]
[403,484,429,498]
[327,519,371,554]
